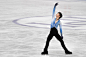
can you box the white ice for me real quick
[0,0,86,57]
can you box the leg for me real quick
[41,30,53,55]
[44,33,53,51]
[54,33,72,54]
[54,34,69,51]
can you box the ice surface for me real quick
[0,0,86,57]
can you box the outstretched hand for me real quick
[55,2,58,6]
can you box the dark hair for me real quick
[58,12,62,19]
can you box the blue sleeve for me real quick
[59,22,63,36]
[50,6,56,28]
[52,6,56,19]
[50,19,55,28]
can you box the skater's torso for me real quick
[50,18,61,29]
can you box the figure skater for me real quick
[41,3,72,55]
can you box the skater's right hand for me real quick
[55,3,58,6]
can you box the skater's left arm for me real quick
[59,22,63,39]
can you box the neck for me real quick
[56,17,59,20]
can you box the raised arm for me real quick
[52,6,56,19]
[50,3,58,28]
[52,3,58,19]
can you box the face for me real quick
[56,13,60,18]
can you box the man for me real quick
[41,3,72,55]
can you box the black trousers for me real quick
[44,27,69,52]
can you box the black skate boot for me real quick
[41,50,48,55]
[65,50,72,54]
